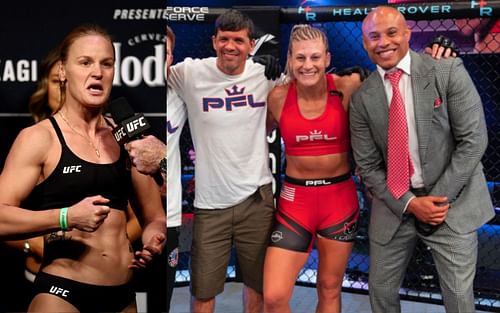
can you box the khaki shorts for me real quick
[190,184,275,299]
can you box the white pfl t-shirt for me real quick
[169,57,277,209]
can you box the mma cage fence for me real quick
[169,2,500,311]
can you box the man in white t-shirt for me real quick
[168,9,278,313]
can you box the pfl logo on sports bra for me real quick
[202,84,265,112]
[296,130,336,142]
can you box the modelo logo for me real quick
[113,42,164,87]
[0,42,165,87]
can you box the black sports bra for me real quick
[22,116,131,211]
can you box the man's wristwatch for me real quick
[160,157,167,174]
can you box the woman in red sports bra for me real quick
[263,24,363,313]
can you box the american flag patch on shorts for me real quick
[280,185,295,202]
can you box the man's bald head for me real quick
[361,6,411,70]
[362,6,407,34]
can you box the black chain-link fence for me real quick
[170,3,500,311]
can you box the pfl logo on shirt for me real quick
[62,165,82,174]
[296,130,336,142]
[202,84,265,112]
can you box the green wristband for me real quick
[60,207,69,231]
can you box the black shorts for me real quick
[33,271,135,312]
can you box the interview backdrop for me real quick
[0,0,166,168]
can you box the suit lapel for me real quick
[362,74,389,151]
[410,51,437,164]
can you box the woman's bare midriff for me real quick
[285,152,351,179]
[41,208,134,286]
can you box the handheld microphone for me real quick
[108,97,163,186]
[108,97,151,143]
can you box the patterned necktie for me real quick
[385,69,414,199]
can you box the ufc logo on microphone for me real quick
[125,117,147,132]
[113,127,127,142]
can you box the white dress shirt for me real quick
[376,51,425,190]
